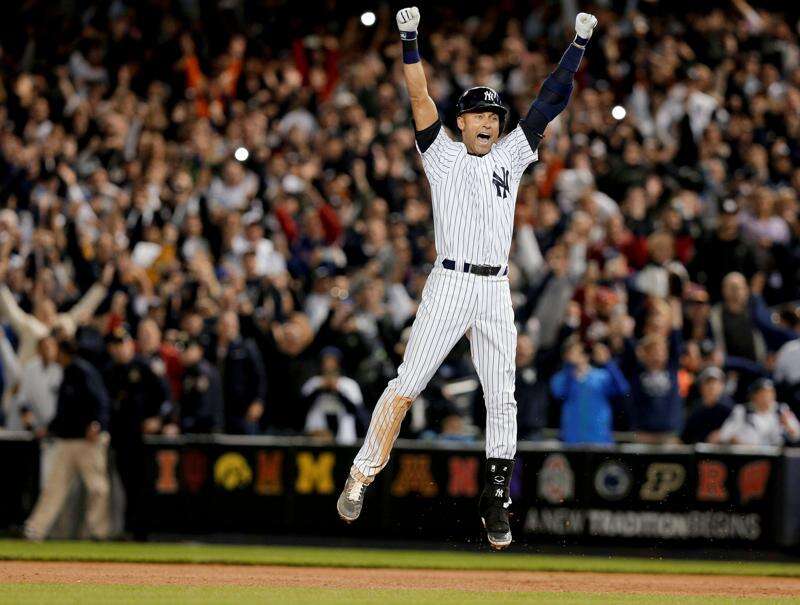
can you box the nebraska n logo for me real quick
[492,167,509,199]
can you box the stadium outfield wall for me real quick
[2,433,800,550]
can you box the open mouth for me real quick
[477,133,491,142]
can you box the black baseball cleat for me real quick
[481,499,512,549]
[479,458,515,550]
[337,474,368,523]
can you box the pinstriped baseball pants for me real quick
[351,265,517,484]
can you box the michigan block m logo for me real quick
[492,167,510,199]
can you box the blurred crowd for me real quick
[1,0,800,499]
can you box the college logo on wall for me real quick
[390,454,438,497]
[640,463,685,501]
[295,452,335,494]
[181,449,208,494]
[697,460,729,502]
[739,459,771,504]
[214,452,253,491]
[594,461,632,501]
[537,454,575,504]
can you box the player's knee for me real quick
[394,395,414,411]
[388,376,422,403]
[86,480,110,499]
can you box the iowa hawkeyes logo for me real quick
[214,452,253,490]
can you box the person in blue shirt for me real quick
[550,337,631,444]
[623,330,685,442]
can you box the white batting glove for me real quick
[575,12,598,41]
[396,7,421,37]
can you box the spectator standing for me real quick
[550,339,630,445]
[208,311,267,434]
[136,319,183,403]
[712,378,800,446]
[711,272,764,363]
[24,336,111,541]
[104,326,172,539]
[710,272,797,366]
[2,332,63,503]
[681,367,734,444]
[178,337,224,434]
[302,347,366,445]
[624,330,684,444]
[3,334,61,434]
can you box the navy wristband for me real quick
[574,34,589,48]
[402,36,421,64]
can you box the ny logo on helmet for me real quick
[492,167,510,199]
[484,89,496,102]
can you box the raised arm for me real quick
[396,7,438,131]
[520,13,598,147]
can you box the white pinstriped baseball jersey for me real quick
[349,122,539,485]
[418,123,538,268]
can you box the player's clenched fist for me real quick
[575,12,598,40]
[396,6,420,36]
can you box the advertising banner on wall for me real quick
[3,433,795,548]
[519,446,780,545]
[139,437,793,547]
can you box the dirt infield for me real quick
[2,561,799,598]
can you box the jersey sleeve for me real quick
[416,120,460,185]
[496,123,539,181]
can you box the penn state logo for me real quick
[594,460,632,501]
[492,166,510,199]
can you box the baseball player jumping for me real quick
[337,7,597,549]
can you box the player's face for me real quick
[458,111,500,155]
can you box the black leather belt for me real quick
[442,259,507,277]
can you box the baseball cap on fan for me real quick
[698,366,725,383]
[748,377,775,396]
[457,86,508,133]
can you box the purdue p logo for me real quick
[640,463,685,501]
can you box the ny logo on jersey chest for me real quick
[492,166,510,199]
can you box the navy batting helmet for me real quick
[457,86,508,132]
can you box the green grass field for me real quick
[1,539,799,577]
[0,585,795,605]
[1,540,799,604]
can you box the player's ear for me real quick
[456,115,465,132]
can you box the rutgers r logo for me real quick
[492,167,509,199]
